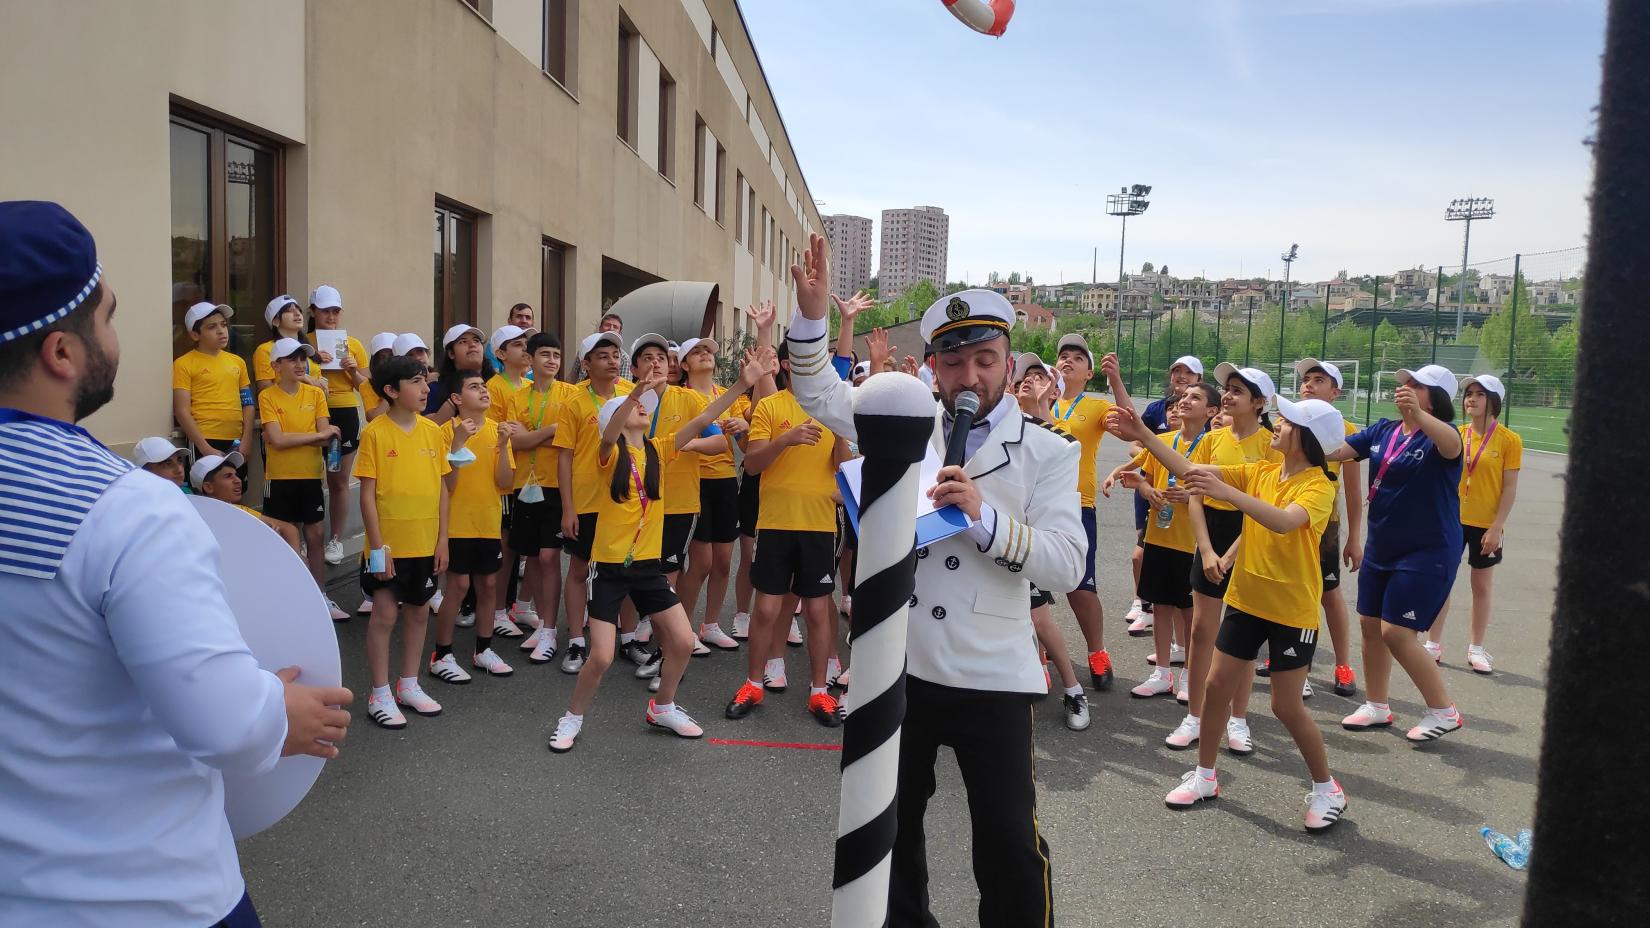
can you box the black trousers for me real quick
[890,676,1053,928]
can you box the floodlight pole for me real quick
[1445,197,1495,336]
[1108,185,1151,357]
[1279,244,1298,384]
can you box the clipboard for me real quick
[314,329,349,370]
[836,444,971,548]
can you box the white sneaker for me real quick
[1124,598,1146,623]
[456,609,476,629]
[732,612,751,640]
[367,691,407,729]
[561,642,587,674]
[394,681,443,717]
[429,590,444,611]
[826,657,844,689]
[841,594,852,617]
[1131,667,1176,699]
[1406,706,1464,742]
[323,537,344,565]
[509,601,539,627]
[691,638,712,657]
[1302,678,1314,699]
[1126,610,1154,637]
[1225,717,1254,756]
[472,648,514,677]
[763,659,788,693]
[1063,692,1091,731]
[1341,701,1394,731]
[528,627,558,665]
[1146,643,1186,666]
[1304,782,1348,832]
[833,667,851,691]
[1164,715,1201,749]
[548,713,582,753]
[700,624,740,650]
[519,625,545,652]
[620,640,652,667]
[1424,639,1443,663]
[1175,671,1190,705]
[357,597,374,614]
[634,648,663,679]
[491,611,524,638]
[636,616,653,644]
[1467,646,1494,674]
[427,652,473,685]
[786,617,804,647]
[646,701,705,738]
[648,673,664,693]
[327,599,349,622]
[1164,769,1219,808]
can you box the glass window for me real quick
[714,142,726,224]
[693,118,706,207]
[434,201,478,344]
[543,0,571,86]
[542,239,570,369]
[657,69,675,179]
[616,17,637,147]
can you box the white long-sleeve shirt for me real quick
[0,411,287,928]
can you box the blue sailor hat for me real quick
[918,289,1015,353]
[0,201,102,344]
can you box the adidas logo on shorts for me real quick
[819,574,832,584]
[1403,610,1417,620]
[1282,647,1297,657]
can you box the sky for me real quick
[739,0,1606,285]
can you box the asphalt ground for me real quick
[240,438,1562,927]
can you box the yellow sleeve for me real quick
[1298,477,1337,534]
[236,357,251,390]
[1217,463,1259,494]
[257,389,279,425]
[652,435,679,467]
[1504,429,1523,470]
[551,399,578,451]
[350,338,369,369]
[352,428,378,480]
[253,343,275,383]
[171,355,191,392]
[748,398,774,442]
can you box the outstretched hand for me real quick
[834,290,874,320]
[740,346,778,386]
[745,299,776,333]
[1105,406,1149,441]
[791,234,832,321]
[866,328,892,373]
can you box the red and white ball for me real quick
[942,0,1017,37]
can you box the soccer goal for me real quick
[1285,359,1361,416]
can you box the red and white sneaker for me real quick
[1467,646,1494,674]
[1304,781,1348,832]
[787,617,804,647]
[1165,769,1219,808]
[548,714,582,753]
[1341,701,1393,731]
[509,601,539,628]
[1164,715,1201,749]
[1145,643,1185,666]
[1405,706,1464,742]
[700,624,740,651]
[645,701,705,739]
[367,691,407,729]
[471,648,514,677]
[427,652,473,685]
[1175,670,1190,705]
[394,681,443,717]
[1130,668,1175,699]
[1126,610,1154,637]
[1423,639,1443,663]
[491,611,524,639]
[1225,717,1254,756]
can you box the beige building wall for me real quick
[0,0,820,450]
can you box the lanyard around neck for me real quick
[1055,396,1082,421]
[1463,420,1497,487]
[1168,431,1205,486]
[1368,425,1421,503]
[623,449,651,566]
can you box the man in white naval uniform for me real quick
[786,234,1084,927]
[0,201,353,928]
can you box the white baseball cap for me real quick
[131,437,188,467]
[489,324,537,355]
[1274,396,1348,456]
[1212,362,1277,401]
[1055,334,1095,369]
[597,389,659,433]
[1171,355,1205,377]
[443,323,484,349]
[1461,373,1506,401]
[309,285,342,309]
[264,294,300,327]
[1012,351,1051,383]
[678,337,719,360]
[1396,364,1458,395]
[852,360,872,381]
[369,331,398,355]
[190,451,245,489]
[183,301,233,331]
[667,341,681,356]
[579,330,623,360]
[392,333,429,357]
[271,337,317,362]
[628,332,670,363]
[1294,358,1343,390]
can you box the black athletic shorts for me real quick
[1462,523,1505,569]
[508,492,564,554]
[563,512,600,562]
[1190,507,1245,599]
[1215,607,1318,672]
[693,476,740,544]
[588,561,681,623]
[264,478,325,526]
[1137,543,1195,609]
[448,537,504,576]
[752,528,836,598]
[1029,582,1055,609]
[839,505,858,551]
[1320,519,1343,592]
[662,513,696,573]
[738,473,761,538]
[329,406,361,454]
[360,555,438,606]
[204,437,249,482]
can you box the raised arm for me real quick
[1099,352,1134,412]
[1183,469,1309,534]
[673,348,775,451]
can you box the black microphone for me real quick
[943,390,980,475]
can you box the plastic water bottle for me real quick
[1480,827,1529,870]
[326,436,342,472]
[1155,502,1174,530]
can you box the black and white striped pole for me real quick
[832,373,934,928]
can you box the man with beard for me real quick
[784,233,1085,927]
[0,201,352,927]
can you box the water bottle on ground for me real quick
[1481,826,1529,870]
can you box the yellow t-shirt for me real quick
[749,390,838,533]
[592,436,677,564]
[306,332,369,409]
[1140,432,1205,553]
[1458,422,1522,529]
[1190,425,1281,512]
[1327,419,1359,522]
[360,380,386,417]
[440,418,511,540]
[656,386,710,514]
[485,372,531,423]
[1219,462,1337,630]
[258,382,329,480]
[1050,393,1115,508]
[252,339,321,385]
[353,415,451,558]
[171,349,251,441]
[696,388,750,479]
[552,379,633,514]
[510,379,577,490]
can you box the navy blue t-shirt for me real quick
[1346,419,1463,574]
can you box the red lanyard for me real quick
[623,449,650,566]
[1367,426,1420,503]
[1463,421,1497,491]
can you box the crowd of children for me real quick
[140,286,1523,833]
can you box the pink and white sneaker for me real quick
[1165,769,1219,808]
[1341,702,1394,731]
[1130,667,1175,699]
[645,701,705,739]
[1405,706,1464,742]
[394,681,443,717]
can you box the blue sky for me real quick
[740,0,1605,284]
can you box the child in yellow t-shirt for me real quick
[548,353,772,754]
[1291,359,1364,696]
[258,337,343,619]
[354,354,453,730]
[505,333,573,663]
[359,331,398,421]
[188,451,299,552]
[172,302,253,462]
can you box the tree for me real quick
[987,271,1001,285]
[1007,271,1023,285]
[1160,266,1170,278]
[944,280,970,295]
[1141,262,1154,274]
[866,275,879,298]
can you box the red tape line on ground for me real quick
[707,737,842,752]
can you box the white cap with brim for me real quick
[1396,364,1459,396]
[190,451,245,489]
[628,332,670,364]
[309,285,342,309]
[919,290,1016,353]
[667,341,681,356]
[1013,351,1051,383]
[1171,355,1205,377]
[489,324,538,355]
[392,333,428,357]
[1294,357,1343,390]
[678,337,719,361]
[443,323,484,350]
[1055,334,1095,369]
[184,301,233,331]
[264,294,300,327]
[579,330,623,360]
[132,437,189,467]
[1461,373,1506,401]
[369,331,398,355]
[271,337,317,362]
[1274,396,1347,456]
[1212,362,1277,401]
[852,360,872,380]
[597,389,659,433]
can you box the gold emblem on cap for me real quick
[945,297,969,321]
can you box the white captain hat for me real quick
[918,290,1015,353]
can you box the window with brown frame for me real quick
[458,0,492,18]
[542,238,571,369]
[543,0,573,87]
[746,186,757,256]
[168,109,283,363]
[434,200,478,344]
[734,171,745,243]
[714,141,727,225]
[692,117,707,208]
[657,68,676,180]
[616,14,638,148]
